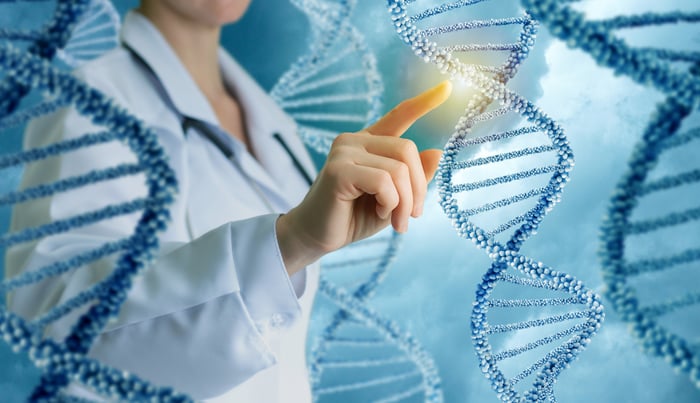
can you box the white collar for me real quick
[120,11,316,201]
[120,11,298,140]
[121,11,216,124]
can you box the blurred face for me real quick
[142,0,252,27]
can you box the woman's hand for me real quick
[277,81,452,275]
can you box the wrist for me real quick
[276,211,326,276]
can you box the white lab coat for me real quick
[5,11,319,402]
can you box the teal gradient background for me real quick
[1,1,699,401]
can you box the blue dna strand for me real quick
[0,0,118,68]
[0,0,91,114]
[55,0,121,68]
[599,91,700,390]
[309,226,442,402]
[271,0,383,154]
[0,46,187,401]
[272,1,444,401]
[386,1,604,401]
[522,0,700,103]
[520,0,700,390]
[0,2,191,400]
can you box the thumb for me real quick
[419,149,443,183]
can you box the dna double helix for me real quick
[385,1,604,401]
[54,0,120,68]
[521,0,700,389]
[271,0,383,154]
[0,1,190,400]
[522,0,700,100]
[272,1,444,401]
[599,91,700,390]
[0,0,119,68]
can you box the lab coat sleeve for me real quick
[5,65,303,399]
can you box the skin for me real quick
[277,83,450,273]
[138,0,252,151]
[138,0,451,276]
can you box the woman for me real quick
[6,0,451,401]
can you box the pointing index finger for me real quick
[367,80,452,137]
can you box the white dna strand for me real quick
[271,0,383,154]
[272,1,444,402]
[0,2,193,400]
[0,0,120,68]
[386,1,604,401]
[520,0,700,390]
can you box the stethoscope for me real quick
[123,43,314,189]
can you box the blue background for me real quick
[1,0,699,401]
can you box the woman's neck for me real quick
[136,4,226,100]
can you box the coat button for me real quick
[270,313,286,328]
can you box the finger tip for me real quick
[392,215,409,233]
[420,81,452,107]
[441,79,453,93]
[377,206,391,220]
[435,80,453,100]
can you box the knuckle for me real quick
[390,161,409,179]
[387,103,403,118]
[323,159,346,180]
[397,138,418,156]
[331,132,354,148]
[328,142,354,161]
[396,98,414,112]
[378,170,395,190]
[379,169,392,184]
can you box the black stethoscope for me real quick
[123,43,314,187]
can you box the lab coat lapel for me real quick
[218,50,318,208]
[120,12,219,125]
[121,11,317,218]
